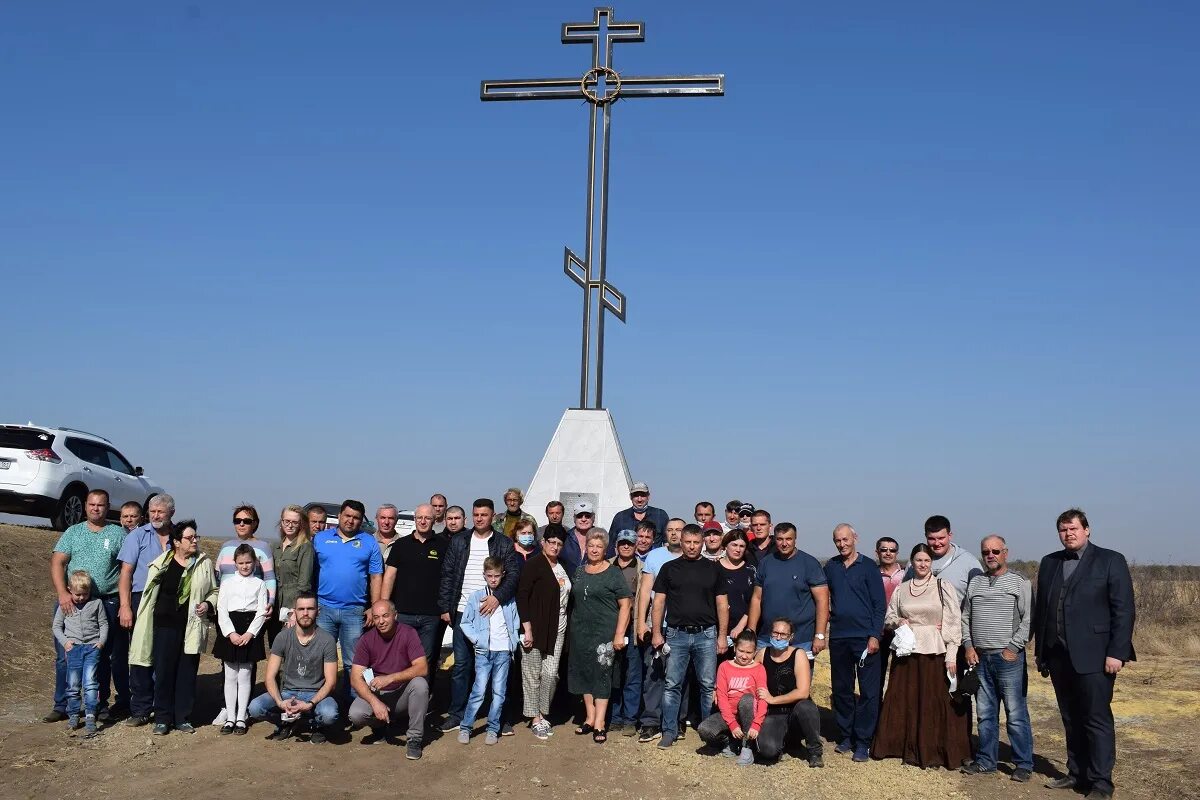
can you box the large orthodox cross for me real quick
[482,7,723,409]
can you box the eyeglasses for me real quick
[280,520,300,527]
[234,517,255,525]
[982,548,1006,556]
[877,547,897,554]
[179,535,198,542]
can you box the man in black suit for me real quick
[1033,509,1136,800]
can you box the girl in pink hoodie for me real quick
[697,630,768,764]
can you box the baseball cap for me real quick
[701,521,723,533]
[738,502,755,516]
[630,481,650,494]
[573,500,594,516]
[616,529,637,544]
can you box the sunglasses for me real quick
[575,513,594,519]
[982,548,1006,556]
[233,517,256,525]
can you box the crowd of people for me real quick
[46,486,1135,799]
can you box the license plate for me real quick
[0,460,11,469]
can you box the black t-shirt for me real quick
[653,555,727,628]
[154,557,188,629]
[385,532,448,616]
[723,561,756,625]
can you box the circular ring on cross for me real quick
[580,66,621,105]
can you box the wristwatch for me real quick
[815,633,826,641]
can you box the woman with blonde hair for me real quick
[268,504,313,644]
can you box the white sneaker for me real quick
[457,729,470,744]
[211,708,228,726]
[485,732,498,745]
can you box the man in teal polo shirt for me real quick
[313,499,383,710]
[47,489,127,723]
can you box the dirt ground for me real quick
[2,523,1197,800]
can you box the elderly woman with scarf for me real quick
[128,520,218,735]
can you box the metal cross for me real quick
[482,7,723,409]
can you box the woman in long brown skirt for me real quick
[872,544,971,768]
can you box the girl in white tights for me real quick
[215,544,268,734]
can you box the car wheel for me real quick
[53,486,87,531]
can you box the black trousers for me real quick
[1047,645,1117,793]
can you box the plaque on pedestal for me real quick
[524,409,631,528]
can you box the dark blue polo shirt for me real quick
[823,552,886,640]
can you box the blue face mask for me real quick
[770,638,791,651]
[517,534,535,547]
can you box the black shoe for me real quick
[265,724,294,741]
[961,761,997,776]
[1085,790,1113,800]
[232,721,247,736]
[1012,769,1033,783]
[96,707,114,724]
[637,727,661,743]
[124,715,150,728]
[808,751,825,768]
[309,729,327,744]
[1046,776,1079,790]
[42,710,68,723]
[361,728,389,745]
[500,722,515,736]
[609,722,627,734]
[406,741,423,760]
[439,716,462,733]
[220,722,235,736]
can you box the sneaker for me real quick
[485,732,499,745]
[736,747,754,766]
[834,740,853,755]
[1012,769,1033,783]
[657,733,675,750]
[853,746,870,763]
[175,723,196,734]
[84,715,97,736]
[961,761,996,775]
[220,722,235,736]
[67,715,81,730]
[406,741,423,760]
[152,723,170,735]
[720,744,737,758]
[609,722,627,734]
[43,710,68,723]
[309,729,327,744]
[211,708,228,726]
[440,716,462,733]
[458,729,471,744]
[500,722,515,737]
[125,715,150,728]
[808,752,825,768]
[621,724,637,737]
[533,721,551,741]
[638,727,662,743]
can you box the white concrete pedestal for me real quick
[525,409,632,529]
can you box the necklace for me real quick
[908,575,934,597]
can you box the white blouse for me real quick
[217,572,269,637]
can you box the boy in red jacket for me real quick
[697,630,768,765]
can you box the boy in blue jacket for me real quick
[458,557,521,745]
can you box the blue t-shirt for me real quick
[116,524,171,593]
[754,549,827,643]
[313,531,383,609]
[641,545,681,627]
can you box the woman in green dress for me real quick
[568,529,632,744]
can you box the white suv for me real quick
[0,423,166,530]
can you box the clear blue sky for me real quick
[3,2,1197,562]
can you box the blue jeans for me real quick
[462,649,511,734]
[52,596,127,713]
[447,611,474,722]
[611,637,644,726]
[316,605,365,706]
[661,626,717,739]
[65,644,101,718]
[976,650,1034,771]
[248,689,339,729]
